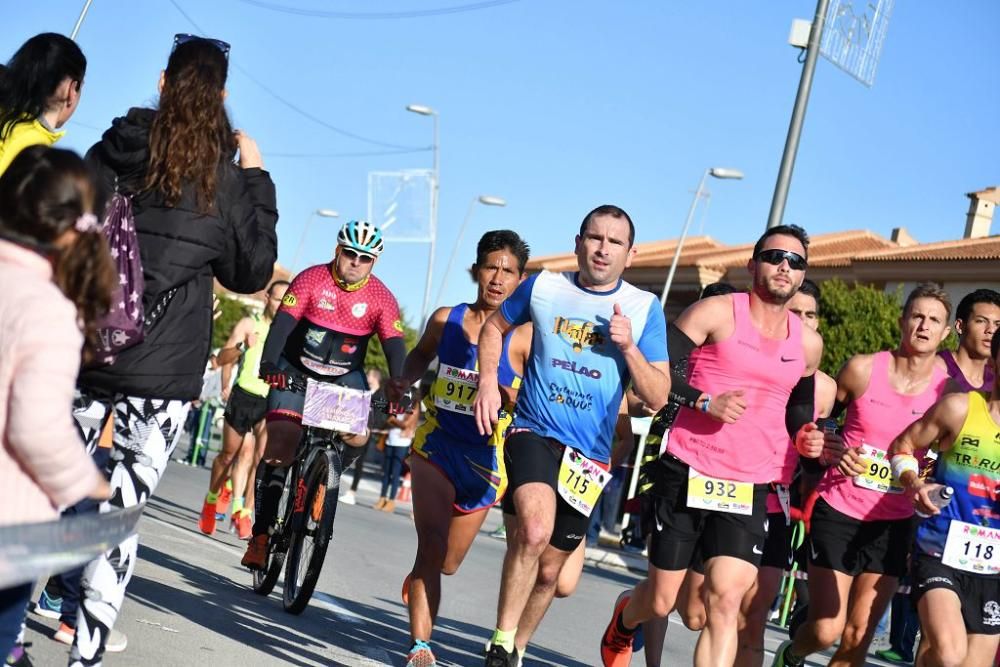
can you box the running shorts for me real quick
[808,496,914,577]
[761,510,793,570]
[911,553,1000,635]
[411,434,506,513]
[645,455,769,570]
[501,430,605,552]
[224,385,268,436]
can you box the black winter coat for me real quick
[80,108,278,400]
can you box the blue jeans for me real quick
[887,588,919,660]
[0,583,32,659]
[380,446,407,499]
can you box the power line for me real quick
[233,0,519,20]
[167,0,426,151]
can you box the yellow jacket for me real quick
[0,118,65,176]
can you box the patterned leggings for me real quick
[68,390,189,667]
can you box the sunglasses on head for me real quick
[340,247,375,264]
[755,248,807,271]
[172,33,231,60]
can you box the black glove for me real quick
[259,360,288,390]
[387,389,415,415]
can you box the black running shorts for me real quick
[224,385,268,436]
[646,455,769,570]
[501,430,598,552]
[808,496,914,577]
[911,553,1000,635]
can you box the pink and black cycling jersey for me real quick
[277,265,403,378]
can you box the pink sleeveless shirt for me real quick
[818,351,949,521]
[668,293,806,484]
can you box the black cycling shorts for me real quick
[224,385,268,436]
[646,455,769,571]
[808,496,914,577]
[266,357,367,425]
[911,553,1000,635]
[500,430,601,552]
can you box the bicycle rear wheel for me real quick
[282,446,342,614]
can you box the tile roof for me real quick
[853,236,1000,262]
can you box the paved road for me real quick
[23,460,895,666]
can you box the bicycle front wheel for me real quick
[282,447,342,614]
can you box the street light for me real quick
[291,208,339,273]
[407,104,440,327]
[434,195,507,306]
[659,167,744,308]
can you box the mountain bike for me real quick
[251,373,407,614]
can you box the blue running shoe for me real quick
[32,591,61,620]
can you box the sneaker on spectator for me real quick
[32,590,61,620]
[5,641,34,667]
[52,623,74,646]
[340,490,357,505]
[489,524,507,540]
[105,628,127,653]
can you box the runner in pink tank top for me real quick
[669,292,804,484]
[818,350,948,521]
[777,283,954,667]
[603,226,832,667]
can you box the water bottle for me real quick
[916,485,954,518]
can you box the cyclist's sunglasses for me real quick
[755,248,807,271]
[340,247,376,264]
[172,33,231,60]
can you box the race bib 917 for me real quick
[433,363,478,415]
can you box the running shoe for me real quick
[241,534,268,570]
[32,590,61,619]
[340,490,357,505]
[599,591,636,667]
[5,642,34,667]
[198,500,217,535]
[105,628,127,653]
[489,525,507,540]
[402,573,412,605]
[874,649,913,664]
[217,481,232,516]
[406,640,436,667]
[770,640,805,667]
[52,623,75,646]
[483,643,519,667]
[233,512,252,541]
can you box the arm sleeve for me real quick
[7,302,100,507]
[381,336,407,378]
[500,273,539,326]
[212,167,279,294]
[666,323,703,408]
[636,298,668,363]
[783,374,823,473]
[260,310,298,367]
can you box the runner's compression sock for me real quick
[232,496,244,515]
[616,610,637,635]
[206,490,219,504]
[491,628,516,652]
[252,465,285,534]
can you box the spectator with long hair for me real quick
[0,33,85,175]
[67,34,278,666]
[0,145,115,659]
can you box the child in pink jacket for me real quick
[0,145,115,658]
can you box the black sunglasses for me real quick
[340,247,375,264]
[755,248,807,271]
[172,33,231,60]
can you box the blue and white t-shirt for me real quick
[500,270,667,463]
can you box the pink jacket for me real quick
[0,239,99,526]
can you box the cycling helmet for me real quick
[337,219,384,257]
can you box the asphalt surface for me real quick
[21,459,897,666]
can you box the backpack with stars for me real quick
[93,191,175,364]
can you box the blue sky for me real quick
[7,1,999,327]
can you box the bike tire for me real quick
[282,447,342,614]
[251,549,285,596]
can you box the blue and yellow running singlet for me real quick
[411,303,520,512]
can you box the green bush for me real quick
[818,279,902,377]
[365,308,419,376]
[212,295,253,350]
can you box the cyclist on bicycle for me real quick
[242,219,407,569]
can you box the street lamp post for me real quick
[434,195,507,306]
[291,208,339,274]
[406,104,440,327]
[659,167,744,308]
